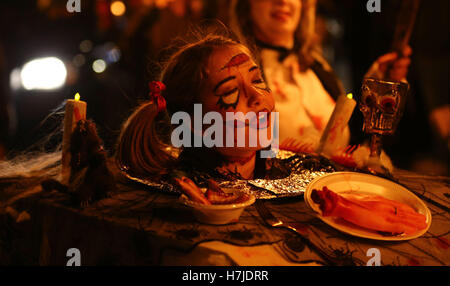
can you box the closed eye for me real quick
[249,66,258,72]
[217,88,239,110]
[249,66,269,91]
[252,78,270,92]
[219,88,238,97]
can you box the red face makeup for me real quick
[200,45,276,159]
[222,53,250,70]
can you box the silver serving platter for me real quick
[122,150,336,199]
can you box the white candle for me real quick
[62,93,86,183]
[317,93,356,157]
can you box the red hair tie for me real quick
[149,81,166,113]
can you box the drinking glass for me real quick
[360,78,409,173]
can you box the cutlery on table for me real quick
[254,200,353,266]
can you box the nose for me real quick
[245,86,264,109]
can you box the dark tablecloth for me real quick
[0,167,448,266]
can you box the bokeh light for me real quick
[92,59,107,73]
[20,57,67,90]
[72,54,86,67]
[79,40,93,53]
[9,68,21,91]
[110,1,126,17]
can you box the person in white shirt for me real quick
[229,0,411,156]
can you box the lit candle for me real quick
[317,93,356,157]
[62,93,87,183]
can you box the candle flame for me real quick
[347,93,353,100]
[74,93,80,101]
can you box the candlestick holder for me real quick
[317,93,356,157]
[62,93,86,183]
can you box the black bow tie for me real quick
[255,39,293,62]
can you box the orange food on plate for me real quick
[311,186,428,235]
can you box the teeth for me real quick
[258,111,269,120]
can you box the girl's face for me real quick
[249,0,301,47]
[200,44,275,157]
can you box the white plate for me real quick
[304,172,432,241]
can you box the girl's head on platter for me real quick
[116,34,275,177]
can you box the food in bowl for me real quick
[175,177,255,225]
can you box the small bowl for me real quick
[179,189,256,225]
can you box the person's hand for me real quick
[365,46,412,82]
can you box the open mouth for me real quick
[251,111,270,130]
[225,109,272,130]
[271,10,292,22]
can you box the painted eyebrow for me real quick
[213,66,259,92]
[213,76,236,93]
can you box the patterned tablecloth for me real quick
[0,167,448,266]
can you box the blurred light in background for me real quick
[92,59,107,73]
[141,0,153,7]
[9,68,22,91]
[110,1,126,17]
[79,40,93,53]
[11,57,67,91]
[72,54,86,68]
[90,42,121,72]
[37,0,52,10]
[104,42,121,64]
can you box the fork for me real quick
[254,200,348,266]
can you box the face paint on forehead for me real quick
[221,53,250,70]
